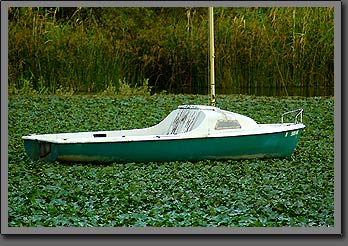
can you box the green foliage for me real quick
[8,95,334,227]
[8,7,334,96]
[102,78,152,96]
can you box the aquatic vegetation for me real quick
[7,94,335,227]
[8,7,334,96]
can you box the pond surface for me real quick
[154,85,334,97]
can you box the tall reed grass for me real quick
[8,7,334,96]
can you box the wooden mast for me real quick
[209,7,216,107]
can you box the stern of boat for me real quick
[23,139,57,162]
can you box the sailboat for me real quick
[22,7,305,163]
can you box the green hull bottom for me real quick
[24,130,303,163]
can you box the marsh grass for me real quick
[8,7,334,96]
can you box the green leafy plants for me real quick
[7,94,334,227]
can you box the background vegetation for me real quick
[8,7,334,96]
[8,94,334,227]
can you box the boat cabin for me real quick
[156,105,259,136]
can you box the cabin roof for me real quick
[166,105,259,135]
[177,105,219,111]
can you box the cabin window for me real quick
[215,120,241,130]
[167,109,201,135]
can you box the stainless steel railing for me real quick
[281,108,303,124]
